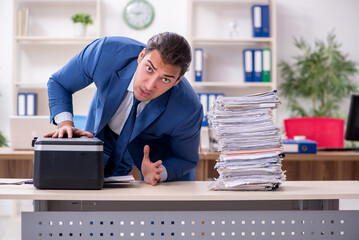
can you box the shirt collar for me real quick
[127,74,134,92]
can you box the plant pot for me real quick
[284,117,345,148]
[73,22,86,37]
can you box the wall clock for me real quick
[123,0,154,30]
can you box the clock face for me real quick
[123,0,154,30]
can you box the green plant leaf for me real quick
[279,31,358,117]
[0,131,8,147]
[71,13,93,25]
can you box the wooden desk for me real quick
[0,148,33,178]
[283,151,359,180]
[2,148,359,181]
[1,181,359,239]
[199,151,359,181]
[0,180,358,201]
[0,148,208,181]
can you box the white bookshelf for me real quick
[187,0,277,96]
[12,0,101,116]
[192,81,273,88]
[14,36,99,42]
[192,38,274,44]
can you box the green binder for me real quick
[262,48,271,82]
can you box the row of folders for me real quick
[244,48,271,82]
[17,92,37,116]
[194,48,271,83]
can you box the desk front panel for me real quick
[22,210,359,240]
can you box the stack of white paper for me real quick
[208,90,286,191]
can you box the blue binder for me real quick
[243,49,254,82]
[26,92,37,116]
[17,92,27,116]
[283,139,317,154]
[251,5,262,37]
[261,5,270,37]
[198,93,208,126]
[194,48,203,82]
[252,5,270,37]
[253,49,262,82]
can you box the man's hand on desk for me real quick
[44,121,93,138]
[141,145,163,186]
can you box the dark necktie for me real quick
[117,95,140,158]
[104,95,140,175]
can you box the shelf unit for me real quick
[187,0,277,96]
[12,0,101,117]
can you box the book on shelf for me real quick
[17,8,29,36]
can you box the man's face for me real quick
[133,49,182,102]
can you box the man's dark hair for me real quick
[145,32,192,80]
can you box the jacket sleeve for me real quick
[162,104,204,181]
[47,38,105,124]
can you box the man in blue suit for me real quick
[45,32,203,186]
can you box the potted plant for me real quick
[279,31,358,147]
[71,13,93,37]
[0,131,7,147]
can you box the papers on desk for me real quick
[208,90,286,191]
[0,179,32,185]
[104,175,135,183]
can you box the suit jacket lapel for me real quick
[130,90,170,142]
[97,60,137,133]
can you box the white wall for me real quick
[1,0,359,141]
[101,0,188,42]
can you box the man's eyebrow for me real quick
[147,60,157,71]
[147,60,176,79]
[163,74,176,79]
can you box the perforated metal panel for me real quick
[22,211,359,239]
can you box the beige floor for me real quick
[0,216,21,240]
[0,200,33,240]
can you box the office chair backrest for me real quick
[284,117,344,148]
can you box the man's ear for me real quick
[173,75,184,86]
[137,48,146,63]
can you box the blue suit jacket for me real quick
[47,37,203,181]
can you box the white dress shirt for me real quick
[107,77,149,134]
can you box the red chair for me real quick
[284,117,344,148]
